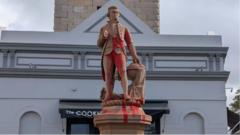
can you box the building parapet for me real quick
[0,43,229,81]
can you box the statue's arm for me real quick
[97,27,107,48]
[124,27,139,62]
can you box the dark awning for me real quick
[59,99,169,119]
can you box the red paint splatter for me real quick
[121,99,128,123]
[130,104,139,115]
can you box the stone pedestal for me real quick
[94,100,152,134]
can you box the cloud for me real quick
[160,0,240,105]
[0,0,54,31]
[0,1,22,28]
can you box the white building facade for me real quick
[0,0,229,134]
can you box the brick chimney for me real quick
[54,0,160,33]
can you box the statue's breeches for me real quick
[103,50,126,80]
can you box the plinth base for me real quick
[94,100,152,134]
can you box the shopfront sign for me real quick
[60,109,101,118]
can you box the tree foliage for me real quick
[230,89,240,112]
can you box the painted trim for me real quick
[16,56,73,67]
[85,15,142,34]
[2,50,8,68]
[208,54,214,71]
[72,52,80,70]
[86,58,101,68]
[120,14,142,34]
[9,50,16,68]
[86,58,137,68]
[0,68,230,81]
[153,60,207,69]
[148,53,153,71]
[0,42,229,57]
[84,15,106,33]
[80,52,86,70]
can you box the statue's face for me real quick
[109,8,120,20]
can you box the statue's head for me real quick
[107,6,120,20]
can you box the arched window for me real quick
[183,112,204,134]
[19,111,41,134]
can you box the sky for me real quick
[0,0,54,31]
[0,0,239,105]
[160,0,240,105]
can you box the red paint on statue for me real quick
[101,109,110,114]
[103,48,126,82]
[121,100,128,123]
[101,36,126,81]
[112,37,124,50]
[130,104,139,115]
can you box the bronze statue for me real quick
[97,6,140,102]
[127,63,146,104]
[94,6,151,134]
[100,63,146,105]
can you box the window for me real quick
[183,113,204,134]
[145,119,160,134]
[19,111,41,134]
[67,118,99,134]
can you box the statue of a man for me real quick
[97,6,140,101]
